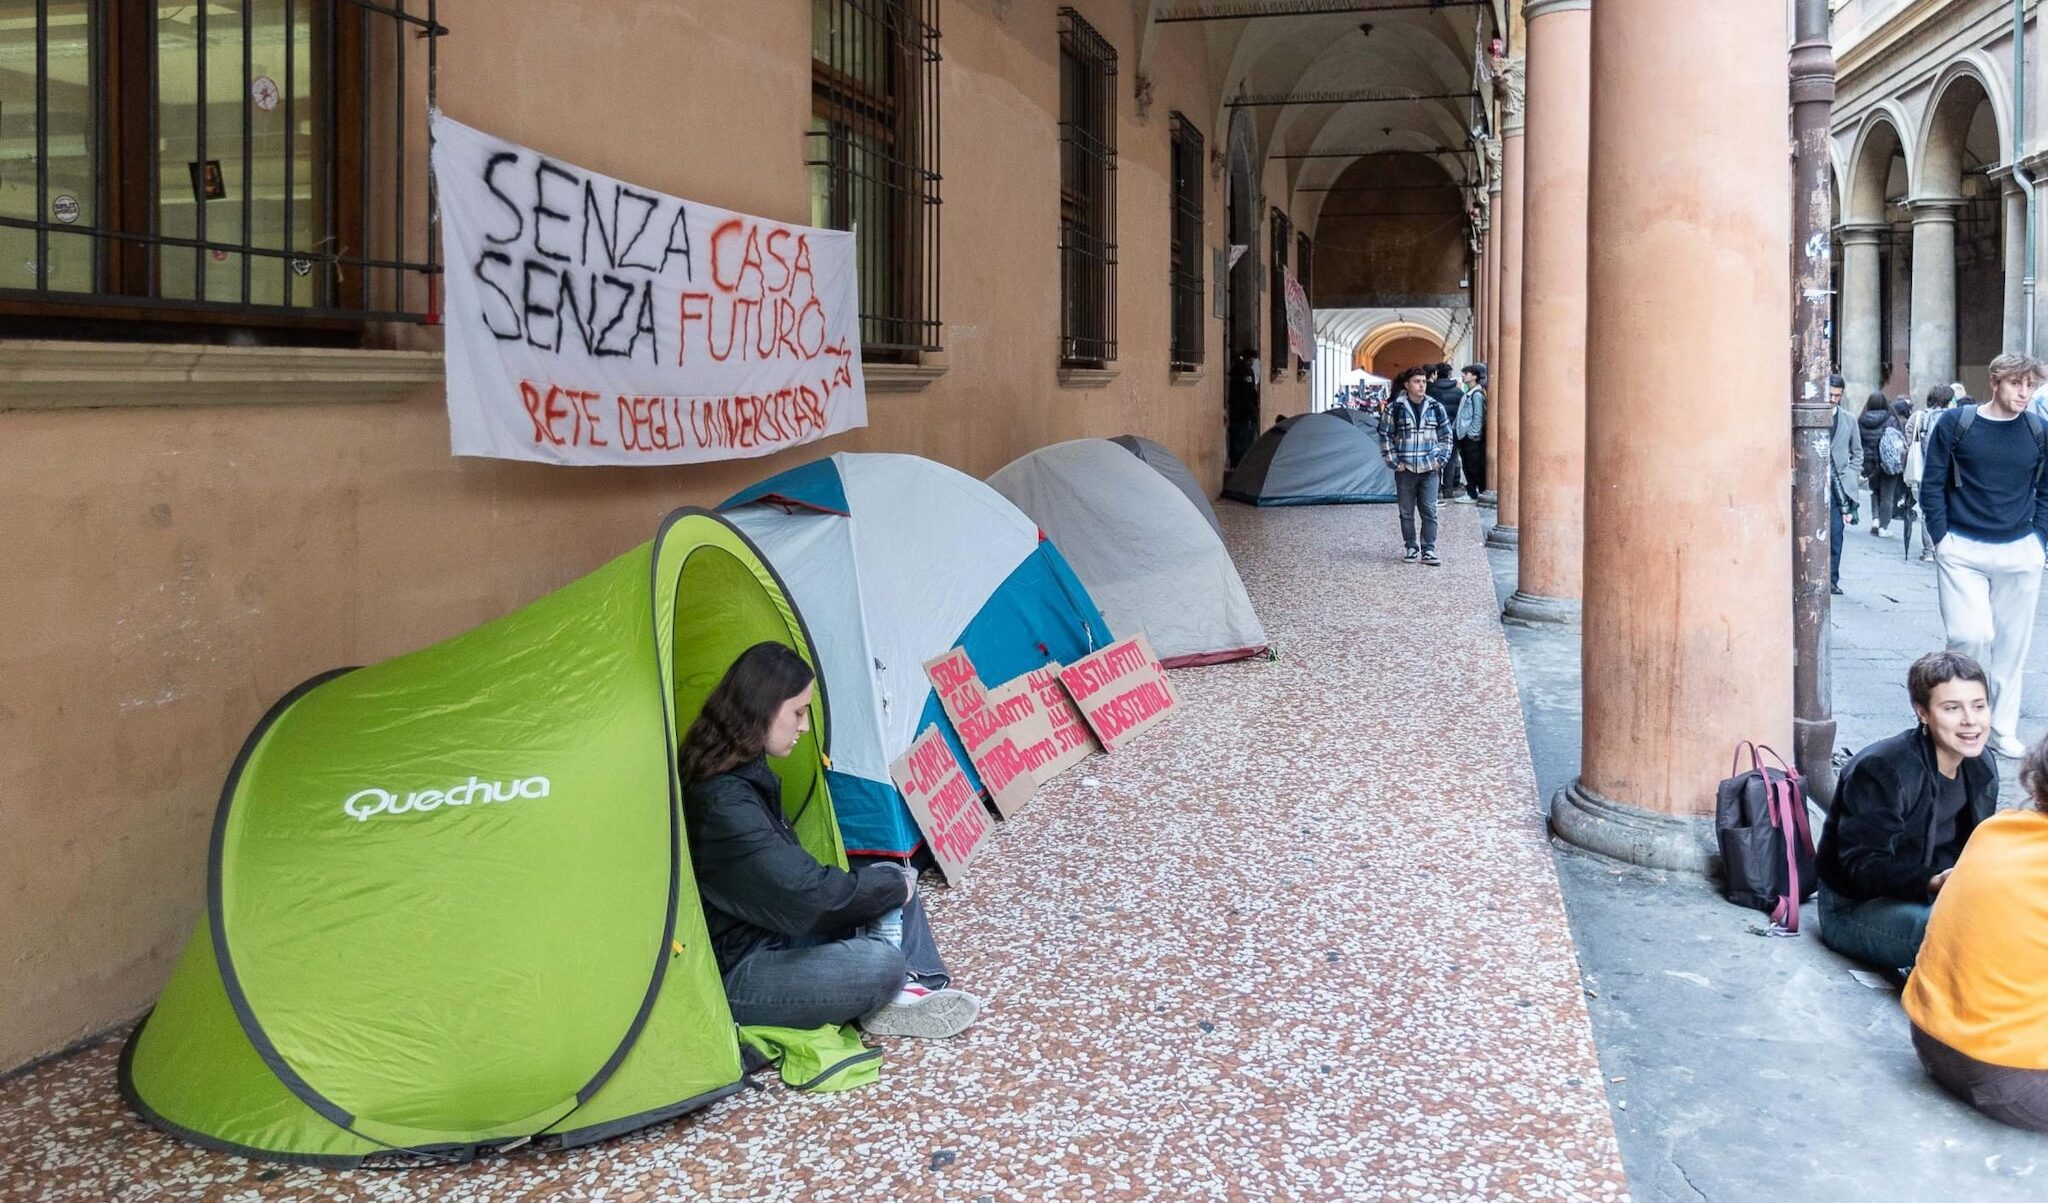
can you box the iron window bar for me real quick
[0,0,445,331]
[1268,206,1289,379]
[1058,6,1117,368]
[1168,111,1204,372]
[806,0,944,360]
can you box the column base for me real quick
[1502,591,1580,627]
[1485,524,1520,550]
[1793,715,1839,808]
[1479,491,1499,509]
[1548,779,1716,873]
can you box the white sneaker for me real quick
[1993,733,2028,759]
[863,984,981,1038]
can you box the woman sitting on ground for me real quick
[1905,737,2048,1133]
[680,641,980,1038]
[1815,651,1997,974]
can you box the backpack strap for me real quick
[2026,410,2048,489]
[1947,405,1976,495]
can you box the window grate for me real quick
[1269,206,1290,378]
[1058,6,1116,368]
[1168,110,1203,372]
[807,0,943,361]
[0,0,444,334]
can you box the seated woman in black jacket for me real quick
[681,641,981,1038]
[1815,651,1998,974]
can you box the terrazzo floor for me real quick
[0,501,1628,1203]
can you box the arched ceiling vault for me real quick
[1130,1,1504,246]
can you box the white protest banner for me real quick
[1283,266,1313,361]
[924,647,1036,819]
[432,112,867,465]
[1059,633,1181,752]
[888,725,991,885]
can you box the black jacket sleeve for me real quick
[686,777,907,937]
[1825,758,1936,902]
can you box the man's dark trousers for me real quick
[1396,469,1440,552]
[1228,421,1257,470]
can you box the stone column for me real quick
[1488,57,1528,549]
[1550,0,1793,869]
[1908,199,1960,398]
[1837,225,1884,401]
[2005,179,2027,355]
[1503,0,1590,626]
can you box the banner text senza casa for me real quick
[467,157,837,369]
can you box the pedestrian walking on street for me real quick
[1428,363,1465,501]
[1920,352,2048,759]
[1828,374,1865,595]
[1903,386,1953,561]
[1861,391,1908,538]
[1451,363,1488,502]
[1379,366,1455,566]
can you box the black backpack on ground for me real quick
[1714,742,1817,933]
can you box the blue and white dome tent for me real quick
[720,452,1112,857]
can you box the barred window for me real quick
[0,0,443,339]
[808,0,942,362]
[1168,111,1202,372]
[1268,206,1290,379]
[1058,7,1115,368]
[1294,228,1311,377]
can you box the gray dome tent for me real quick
[1222,412,1395,506]
[1109,434,1222,538]
[989,440,1268,668]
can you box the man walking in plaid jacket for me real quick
[1380,365,1456,565]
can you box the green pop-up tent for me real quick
[120,509,845,1165]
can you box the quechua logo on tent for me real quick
[341,776,552,823]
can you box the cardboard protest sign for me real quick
[1059,633,1181,752]
[432,113,867,466]
[888,725,990,885]
[999,665,1099,784]
[924,647,1036,819]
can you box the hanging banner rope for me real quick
[432,113,869,465]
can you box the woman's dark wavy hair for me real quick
[679,641,815,784]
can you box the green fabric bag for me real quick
[738,1024,882,1092]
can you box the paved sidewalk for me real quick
[0,502,1626,1203]
[1493,505,2048,1203]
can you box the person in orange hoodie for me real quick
[1904,736,2048,1132]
